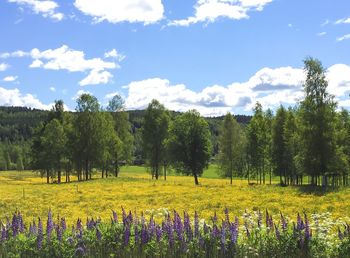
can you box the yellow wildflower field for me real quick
[0,168,349,225]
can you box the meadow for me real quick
[0,165,349,225]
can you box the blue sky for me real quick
[0,0,350,116]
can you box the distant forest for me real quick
[0,106,251,171]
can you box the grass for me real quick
[0,166,349,225]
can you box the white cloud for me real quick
[24,45,119,86]
[337,34,350,42]
[74,0,164,25]
[49,86,55,92]
[317,32,326,37]
[104,49,125,61]
[3,76,18,82]
[321,19,329,26]
[0,86,51,109]
[8,0,64,21]
[4,45,121,86]
[169,0,272,26]
[335,17,350,24]
[0,63,9,72]
[79,69,113,86]
[117,64,350,116]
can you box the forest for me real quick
[0,58,348,189]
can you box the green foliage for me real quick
[142,99,170,179]
[167,110,212,185]
[217,113,246,183]
[297,57,338,184]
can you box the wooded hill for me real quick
[0,106,251,171]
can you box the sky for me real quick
[0,0,350,116]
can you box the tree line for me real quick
[1,57,349,188]
[141,57,350,187]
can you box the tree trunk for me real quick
[85,159,89,181]
[164,163,167,181]
[58,170,61,184]
[46,170,50,184]
[115,164,119,177]
[155,166,159,180]
[194,173,199,185]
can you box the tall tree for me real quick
[218,113,244,184]
[142,100,170,180]
[167,110,212,185]
[246,102,268,184]
[107,95,133,177]
[41,119,67,183]
[74,94,101,180]
[271,105,287,185]
[297,57,337,186]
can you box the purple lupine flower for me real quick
[221,221,226,253]
[123,225,130,246]
[134,223,139,244]
[67,236,74,245]
[56,225,62,242]
[60,218,66,232]
[46,210,54,241]
[127,211,133,225]
[155,225,163,242]
[96,227,102,241]
[203,222,209,235]
[76,218,82,231]
[149,216,156,239]
[275,225,281,240]
[194,211,199,238]
[229,218,239,245]
[184,212,192,241]
[86,218,96,230]
[141,224,148,244]
[212,225,220,239]
[37,218,43,250]
[297,213,304,231]
[304,214,311,241]
[18,212,24,233]
[74,246,86,257]
[1,223,8,242]
[11,213,19,237]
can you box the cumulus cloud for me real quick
[317,32,326,37]
[169,0,272,26]
[335,17,350,24]
[116,64,350,116]
[74,0,164,25]
[3,76,18,82]
[79,70,113,86]
[0,63,9,72]
[337,34,350,42]
[49,86,55,92]
[5,45,122,86]
[0,86,52,109]
[104,49,125,61]
[8,0,64,21]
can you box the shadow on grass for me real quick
[294,184,341,196]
